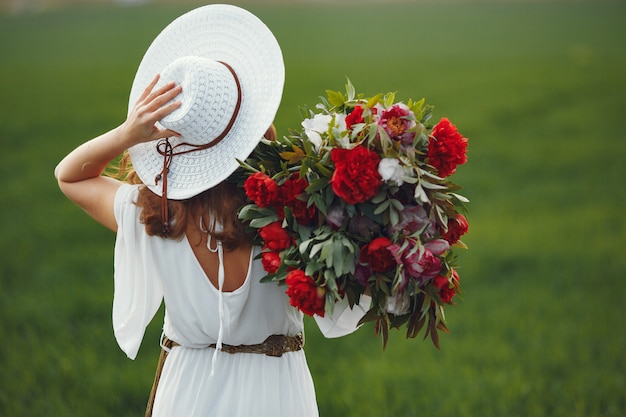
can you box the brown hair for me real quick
[109,152,252,252]
[136,180,250,251]
[106,125,275,251]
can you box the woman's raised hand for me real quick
[120,74,182,147]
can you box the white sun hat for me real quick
[127,4,284,200]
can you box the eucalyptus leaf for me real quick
[249,216,279,228]
[333,240,344,276]
[389,208,400,226]
[345,78,356,101]
[305,262,324,277]
[421,181,448,190]
[374,200,390,214]
[321,240,334,268]
[451,192,470,203]
[299,239,312,255]
[309,241,325,259]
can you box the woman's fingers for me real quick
[124,75,183,144]
[144,80,180,108]
[151,127,181,141]
[153,99,182,122]
[136,74,160,104]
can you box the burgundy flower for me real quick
[274,175,316,225]
[388,239,449,281]
[359,237,395,273]
[433,274,457,304]
[441,214,469,244]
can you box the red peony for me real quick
[274,175,317,225]
[330,146,382,204]
[360,237,395,272]
[259,222,293,251]
[244,172,279,208]
[345,105,365,130]
[427,118,468,178]
[285,270,326,317]
[289,198,317,225]
[261,250,282,274]
[441,214,469,244]
[433,274,456,304]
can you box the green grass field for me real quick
[1,1,625,416]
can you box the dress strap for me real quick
[210,239,225,376]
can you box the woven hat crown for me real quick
[158,56,239,146]
[127,4,284,200]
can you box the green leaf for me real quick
[249,217,278,228]
[333,239,345,276]
[421,181,448,190]
[390,198,404,211]
[366,93,383,109]
[326,90,345,107]
[305,262,324,277]
[299,239,312,255]
[343,251,356,275]
[321,240,334,268]
[389,207,400,226]
[383,92,396,108]
[450,192,470,203]
[236,158,260,173]
[358,308,380,325]
[309,241,326,259]
[374,200,390,214]
[345,78,356,101]
[307,177,329,193]
[315,162,333,178]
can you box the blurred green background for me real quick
[1,0,625,416]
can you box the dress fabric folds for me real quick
[112,184,369,417]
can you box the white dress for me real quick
[112,184,370,417]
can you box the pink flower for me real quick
[379,103,416,145]
[388,239,449,281]
[392,205,436,237]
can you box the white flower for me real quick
[378,158,409,186]
[302,114,332,150]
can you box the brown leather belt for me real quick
[163,333,304,357]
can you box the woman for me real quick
[55,5,369,417]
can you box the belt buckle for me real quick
[265,334,284,357]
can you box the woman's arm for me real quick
[55,75,182,231]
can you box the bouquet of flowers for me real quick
[237,80,469,348]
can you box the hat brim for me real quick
[127,4,284,199]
